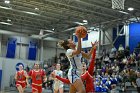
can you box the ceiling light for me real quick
[83,20,88,23]
[128,7,134,11]
[43,30,54,33]
[74,22,84,25]
[39,30,44,35]
[52,28,55,30]
[119,11,129,14]
[35,8,39,10]
[23,11,39,15]
[0,22,12,25]
[0,6,12,10]
[4,0,10,4]
[7,19,11,22]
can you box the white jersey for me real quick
[66,49,82,76]
[54,70,63,85]
[53,70,63,90]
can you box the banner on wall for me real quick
[28,41,37,60]
[6,38,17,58]
[0,61,2,90]
[0,70,2,90]
[129,23,140,53]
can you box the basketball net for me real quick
[112,0,125,10]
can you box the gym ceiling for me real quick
[0,0,140,39]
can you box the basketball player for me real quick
[52,63,64,93]
[28,63,47,93]
[15,65,29,93]
[52,43,97,93]
[58,31,97,93]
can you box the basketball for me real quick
[75,26,87,38]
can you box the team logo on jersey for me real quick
[18,75,23,79]
[36,74,41,80]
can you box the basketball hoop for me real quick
[112,0,125,10]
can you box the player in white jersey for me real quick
[58,32,96,93]
[52,63,64,93]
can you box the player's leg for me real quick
[69,84,77,93]
[58,85,63,93]
[73,79,86,93]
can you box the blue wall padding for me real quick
[129,23,140,53]
[6,38,17,58]
[28,41,37,60]
[0,70,2,90]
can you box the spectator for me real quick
[124,46,130,58]
[135,71,140,93]
[110,84,119,93]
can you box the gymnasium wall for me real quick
[101,28,113,45]
[0,35,65,61]
[74,31,99,48]
[42,41,65,61]
[113,25,125,50]
[0,36,38,59]
[82,31,99,48]
[100,28,113,53]
[0,57,36,89]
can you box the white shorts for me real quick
[53,83,63,90]
[68,69,80,83]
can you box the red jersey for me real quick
[29,69,45,86]
[81,72,94,92]
[80,48,96,92]
[16,70,26,83]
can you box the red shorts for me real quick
[16,81,26,89]
[32,84,42,93]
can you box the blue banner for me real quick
[28,41,37,60]
[6,38,17,58]
[0,70,2,90]
[129,23,140,53]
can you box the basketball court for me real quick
[0,0,140,93]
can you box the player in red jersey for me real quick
[51,42,97,93]
[15,65,29,93]
[28,63,47,93]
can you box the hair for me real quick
[56,63,61,65]
[58,40,70,50]
[82,62,86,65]
[34,62,40,67]
[19,64,23,69]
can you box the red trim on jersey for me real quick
[16,82,26,89]
[32,84,42,93]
